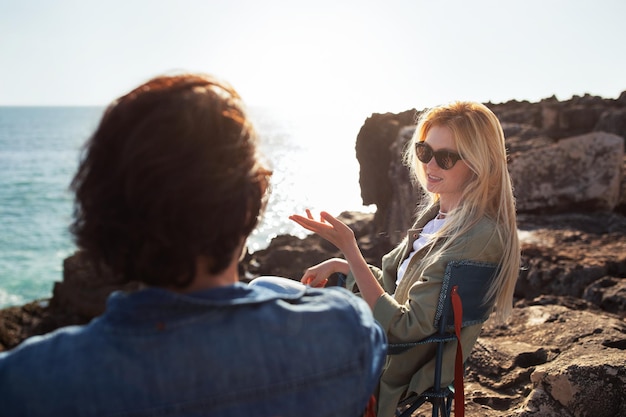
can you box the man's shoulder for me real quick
[0,323,90,369]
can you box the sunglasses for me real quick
[415,142,461,170]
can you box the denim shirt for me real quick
[0,283,387,417]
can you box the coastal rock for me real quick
[515,212,626,302]
[0,301,50,352]
[384,126,422,244]
[355,109,417,235]
[52,251,140,319]
[509,132,624,213]
[595,107,626,141]
[466,301,626,417]
[491,93,626,140]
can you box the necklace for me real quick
[437,210,448,219]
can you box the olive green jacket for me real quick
[346,206,504,417]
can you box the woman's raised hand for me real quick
[289,210,356,253]
[291,209,384,308]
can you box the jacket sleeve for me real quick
[373,261,443,343]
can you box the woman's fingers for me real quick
[300,262,334,287]
[289,215,322,233]
[320,211,342,227]
[302,275,328,288]
[301,270,324,287]
[290,211,337,228]
[289,213,333,234]
[290,210,355,252]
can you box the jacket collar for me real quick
[99,283,306,327]
[411,204,441,231]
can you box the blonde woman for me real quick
[290,101,520,417]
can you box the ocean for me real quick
[0,106,374,308]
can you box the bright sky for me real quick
[1,0,625,115]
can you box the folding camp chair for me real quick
[389,260,499,417]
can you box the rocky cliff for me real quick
[1,92,625,417]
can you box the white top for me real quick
[395,217,447,287]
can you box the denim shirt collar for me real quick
[100,283,305,327]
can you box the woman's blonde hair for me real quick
[404,101,520,322]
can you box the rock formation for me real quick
[1,92,625,416]
[509,132,623,213]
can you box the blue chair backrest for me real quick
[435,260,499,334]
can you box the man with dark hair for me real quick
[0,73,386,417]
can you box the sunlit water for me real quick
[0,106,374,307]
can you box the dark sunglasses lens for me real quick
[435,153,455,170]
[415,143,432,164]
[416,142,459,170]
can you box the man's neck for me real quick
[170,255,239,294]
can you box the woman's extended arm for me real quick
[289,210,385,309]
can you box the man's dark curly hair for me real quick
[70,73,271,288]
